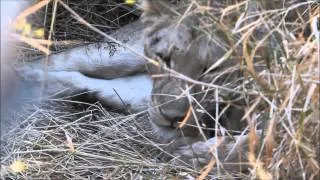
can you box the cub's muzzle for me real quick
[151,77,191,125]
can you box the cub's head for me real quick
[140,0,214,139]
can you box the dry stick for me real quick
[186,88,207,141]
[113,88,131,115]
[190,95,234,137]
[11,34,50,54]
[15,0,51,21]
[197,158,216,180]
[39,0,58,103]
[214,89,221,175]
[46,98,101,108]
[178,106,192,128]
[178,85,211,172]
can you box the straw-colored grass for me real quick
[1,0,319,179]
[1,101,190,179]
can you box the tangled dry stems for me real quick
[1,0,320,179]
[1,101,192,179]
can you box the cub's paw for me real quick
[172,133,260,173]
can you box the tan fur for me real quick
[141,0,246,145]
[139,2,256,173]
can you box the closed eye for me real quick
[150,36,161,46]
[163,56,171,68]
[156,52,171,68]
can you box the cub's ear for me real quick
[140,0,177,19]
[140,0,181,36]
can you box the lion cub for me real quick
[140,0,246,145]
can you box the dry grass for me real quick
[1,101,191,179]
[1,0,319,179]
[196,0,320,179]
[13,0,140,60]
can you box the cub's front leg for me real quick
[16,41,146,80]
[16,65,152,113]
